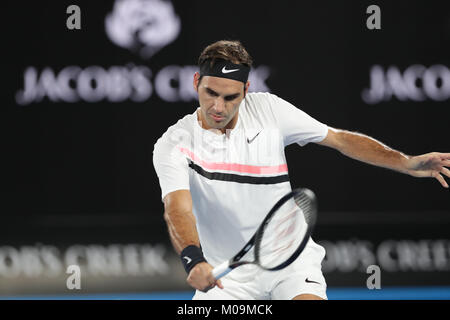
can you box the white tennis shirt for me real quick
[153,92,328,266]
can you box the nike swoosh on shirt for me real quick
[305,278,321,284]
[222,66,239,74]
[246,131,261,144]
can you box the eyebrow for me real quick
[205,87,241,100]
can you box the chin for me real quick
[208,119,228,128]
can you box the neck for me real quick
[197,110,239,135]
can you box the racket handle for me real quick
[212,261,232,280]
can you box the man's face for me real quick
[194,72,249,133]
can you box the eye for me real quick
[206,89,218,97]
[225,95,239,102]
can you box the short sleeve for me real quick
[268,94,328,146]
[152,133,190,201]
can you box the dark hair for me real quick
[198,40,253,68]
[197,40,252,87]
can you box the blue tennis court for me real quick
[2,287,450,300]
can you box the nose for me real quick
[212,97,225,113]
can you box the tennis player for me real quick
[153,40,450,300]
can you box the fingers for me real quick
[206,273,224,291]
[441,160,450,167]
[406,152,449,187]
[192,279,217,293]
[201,280,223,292]
[201,284,215,293]
[187,263,225,293]
[432,152,450,159]
[216,279,224,290]
[438,153,450,159]
[432,171,449,188]
[442,167,450,179]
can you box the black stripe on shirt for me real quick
[187,160,290,185]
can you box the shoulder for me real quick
[244,92,290,113]
[245,91,281,106]
[153,112,196,154]
[242,92,291,123]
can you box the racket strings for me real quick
[294,192,316,226]
[255,189,317,270]
[257,201,307,269]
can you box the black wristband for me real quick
[180,245,206,274]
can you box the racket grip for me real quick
[212,261,232,280]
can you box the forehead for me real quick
[200,76,244,94]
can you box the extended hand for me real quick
[406,152,450,188]
[187,262,224,292]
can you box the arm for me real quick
[152,134,222,291]
[163,189,199,253]
[317,127,450,188]
[163,190,223,291]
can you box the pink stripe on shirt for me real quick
[178,147,288,175]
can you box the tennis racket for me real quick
[212,188,318,280]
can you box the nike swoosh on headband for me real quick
[222,66,240,74]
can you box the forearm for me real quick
[333,129,411,174]
[164,209,200,254]
[319,128,450,187]
[163,191,219,291]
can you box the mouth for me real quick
[210,114,225,122]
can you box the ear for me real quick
[244,80,250,96]
[193,72,200,92]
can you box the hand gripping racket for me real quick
[212,188,318,280]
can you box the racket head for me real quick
[253,188,318,271]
